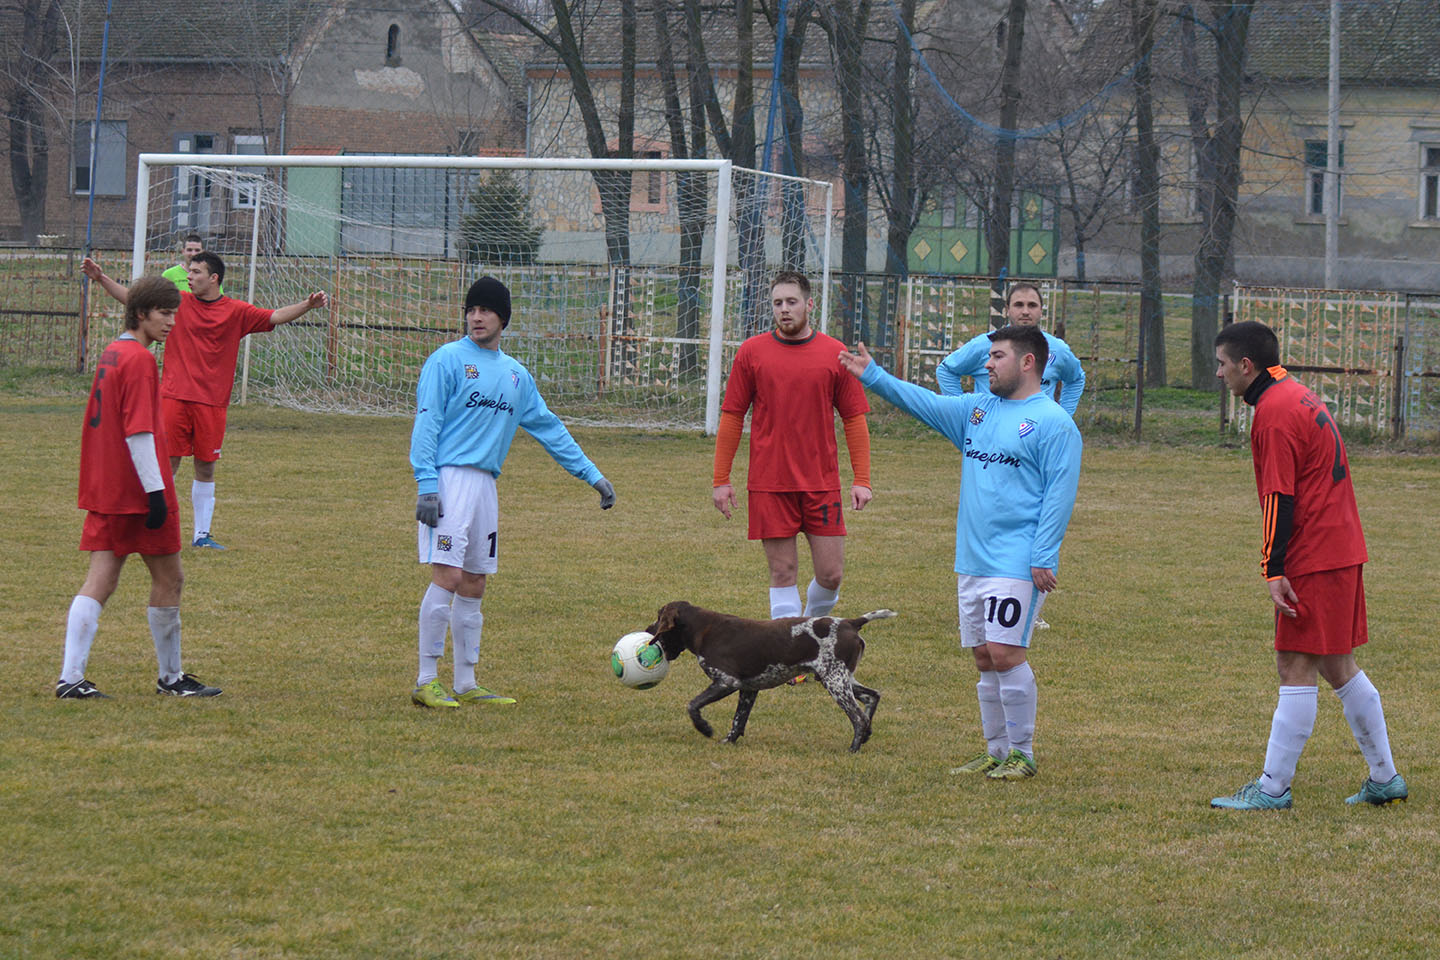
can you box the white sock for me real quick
[802,578,839,617]
[60,595,103,684]
[450,595,484,695]
[192,479,216,539]
[996,661,1038,760]
[417,583,453,685]
[1259,685,1317,796]
[976,670,1006,759]
[148,606,183,683]
[768,585,802,619]
[1335,671,1397,784]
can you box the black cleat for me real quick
[56,678,110,699]
[156,673,222,697]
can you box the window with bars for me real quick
[1420,144,1440,221]
[1304,140,1343,217]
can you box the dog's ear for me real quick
[653,602,679,636]
[650,602,686,660]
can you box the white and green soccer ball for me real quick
[610,631,669,690]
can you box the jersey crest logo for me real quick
[969,408,986,426]
[1018,419,1036,438]
[437,535,453,551]
[464,365,479,379]
[510,371,520,388]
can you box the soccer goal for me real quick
[130,154,834,432]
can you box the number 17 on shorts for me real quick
[956,575,1047,649]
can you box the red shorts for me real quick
[1274,565,1368,655]
[163,397,227,461]
[79,509,182,557]
[747,490,846,540]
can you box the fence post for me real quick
[1219,295,1232,435]
[1392,334,1405,441]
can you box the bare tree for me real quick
[816,0,873,342]
[1131,0,1166,394]
[1177,0,1253,388]
[4,0,62,242]
[474,0,636,266]
[988,0,1029,327]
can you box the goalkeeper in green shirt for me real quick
[161,235,221,295]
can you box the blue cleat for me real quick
[1211,778,1293,810]
[1345,774,1408,806]
[192,534,226,550]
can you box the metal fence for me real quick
[5,249,1437,437]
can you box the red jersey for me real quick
[720,329,869,491]
[79,336,179,515]
[160,292,275,406]
[1249,367,1367,577]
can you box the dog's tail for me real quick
[845,609,897,630]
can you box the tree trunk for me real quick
[882,0,918,353]
[988,0,1028,328]
[1132,0,1166,390]
[1190,2,1253,388]
[822,0,873,342]
[884,0,916,279]
[654,0,705,375]
[7,0,62,244]
[778,4,813,278]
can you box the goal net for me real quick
[128,155,834,432]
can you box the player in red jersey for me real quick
[712,272,873,635]
[1210,321,1407,809]
[82,253,327,550]
[57,277,221,699]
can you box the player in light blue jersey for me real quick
[408,277,616,708]
[935,282,1086,417]
[840,324,1082,780]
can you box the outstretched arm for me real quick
[81,257,129,305]
[270,292,328,326]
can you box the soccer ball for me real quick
[610,631,669,690]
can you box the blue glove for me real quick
[593,477,616,510]
[144,490,167,529]
[416,493,442,527]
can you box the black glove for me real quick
[593,477,616,510]
[144,490,167,529]
[416,493,442,527]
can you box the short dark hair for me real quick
[1214,320,1280,369]
[182,233,203,246]
[770,271,811,298]
[190,250,225,284]
[1006,282,1043,306]
[125,276,182,329]
[989,323,1049,371]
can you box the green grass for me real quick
[3,393,1439,958]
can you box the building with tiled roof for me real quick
[1,0,523,247]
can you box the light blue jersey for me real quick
[410,338,602,495]
[860,361,1082,580]
[936,330,1086,416]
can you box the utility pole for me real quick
[1324,0,1340,288]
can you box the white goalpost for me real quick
[130,153,835,433]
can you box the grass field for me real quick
[3,384,1439,959]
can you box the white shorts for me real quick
[418,466,499,574]
[956,575,1047,649]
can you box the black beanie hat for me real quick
[464,276,511,328]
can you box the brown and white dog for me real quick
[645,601,896,752]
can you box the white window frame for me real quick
[1419,143,1440,221]
[73,120,127,196]
[231,135,267,208]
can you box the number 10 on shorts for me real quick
[957,575,1045,649]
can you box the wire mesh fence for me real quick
[5,250,1438,439]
